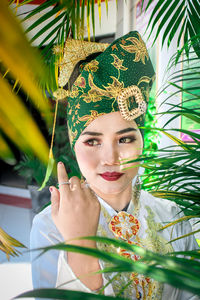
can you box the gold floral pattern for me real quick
[120,33,149,64]
[137,76,152,86]
[103,76,124,98]
[79,110,105,127]
[70,86,79,98]
[81,90,104,103]
[81,74,124,103]
[68,127,78,145]
[52,88,70,100]
[84,60,99,72]
[109,211,140,240]
[111,54,128,71]
[75,76,86,88]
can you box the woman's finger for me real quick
[57,162,70,194]
[50,186,60,219]
[69,176,82,191]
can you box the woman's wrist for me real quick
[68,251,102,291]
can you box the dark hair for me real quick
[63,51,103,90]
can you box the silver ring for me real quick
[58,181,70,186]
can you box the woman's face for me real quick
[74,111,143,197]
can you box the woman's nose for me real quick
[100,144,120,166]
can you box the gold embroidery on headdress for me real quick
[120,33,149,64]
[79,110,105,127]
[53,88,70,100]
[117,85,146,121]
[58,39,109,88]
[111,54,128,71]
[84,60,99,72]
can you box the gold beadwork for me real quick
[58,39,109,88]
[117,85,146,121]
[53,88,70,100]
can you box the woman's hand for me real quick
[50,162,102,290]
[50,161,100,244]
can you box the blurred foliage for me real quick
[0,227,26,261]
[142,92,160,187]
[0,1,52,164]
[15,102,80,187]
[13,0,114,95]
[16,237,200,299]
[136,47,200,241]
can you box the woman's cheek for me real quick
[76,148,98,175]
[119,144,142,171]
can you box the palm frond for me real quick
[0,227,26,260]
[15,236,200,299]
[0,132,16,165]
[145,0,200,58]
[0,1,53,163]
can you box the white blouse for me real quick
[30,190,199,300]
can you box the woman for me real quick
[30,31,199,299]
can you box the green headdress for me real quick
[55,31,155,149]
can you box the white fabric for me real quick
[30,190,200,299]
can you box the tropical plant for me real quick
[15,103,80,187]
[0,227,26,261]
[16,237,200,299]
[0,0,52,164]
[134,51,200,240]
[140,0,200,237]
[144,0,200,58]
[15,0,113,95]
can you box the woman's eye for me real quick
[84,139,100,146]
[119,136,136,144]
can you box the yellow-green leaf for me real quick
[0,133,16,165]
[0,75,49,164]
[38,151,55,191]
[0,227,26,260]
[0,1,52,125]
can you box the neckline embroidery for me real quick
[97,188,173,299]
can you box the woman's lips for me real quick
[100,172,124,181]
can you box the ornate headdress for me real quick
[54,31,155,149]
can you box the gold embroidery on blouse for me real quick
[97,197,172,299]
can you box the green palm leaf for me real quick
[15,236,200,298]
[16,289,122,299]
[145,0,200,57]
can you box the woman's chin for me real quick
[90,177,132,197]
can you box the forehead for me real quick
[82,111,138,133]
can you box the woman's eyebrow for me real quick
[116,127,137,135]
[81,127,137,136]
[81,131,103,136]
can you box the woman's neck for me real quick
[91,184,133,212]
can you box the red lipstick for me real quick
[100,172,124,181]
